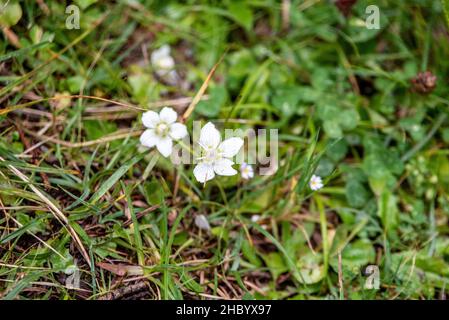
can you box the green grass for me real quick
[1,0,449,300]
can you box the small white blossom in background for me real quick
[251,215,261,223]
[193,122,244,183]
[64,264,80,289]
[140,107,187,157]
[240,162,254,180]
[309,174,324,191]
[194,214,211,231]
[151,45,178,85]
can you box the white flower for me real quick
[240,162,254,180]
[195,214,211,231]
[251,215,261,222]
[140,107,187,157]
[193,122,244,183]
[151,45,177,84]
[151,45,174,72]
[309,174,323,191]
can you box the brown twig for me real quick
[182,50,227,121]
[122,205,160,227]
[23,127,143,148]
[98,282,149,300]
[2,27,21,48]
[338,250,344,299]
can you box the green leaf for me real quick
[318,103,359,138]
[377,190,398,233]
[195,85,227,117]
[443,0,449,29]
[66,75,85,93]
[0,1,22,27]
[29,25,43,44]
[144,179,165,205]
[128,73,158,105]
[326,139,348,163]
[3,271,45,300]
[74,0,98,10]
[262,252,287,280]
[50,247,74,270]
[271,85,303,117]
[0,41,50,63]
[315,157,335,177]
[345,180,370,208]
[297,252,325,284]
[323,120,343,138]
[242,238,262,267]
[180,272,204,293]
[84,120,118,141]
[337,109,359,131]
[345,6,388,43]
[0,215,47,244]
[330,240,375,280]
[227,2,253,31]
[90,153,145,204]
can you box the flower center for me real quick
[202,148,222,164]
[155,122,169,136]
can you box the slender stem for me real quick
[316,196,329,279]
[401,113,447,162]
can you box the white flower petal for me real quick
[213,158,237,176]
[193,163,215,183]
[159,107,178,124]
[151,45,171,65]
[219,137,243,158]
[140,129,160,148]
[169,123,187,140]
[194,215,211,231]
[153,45,170,56]
[309,175,324,191]
[155,56,174,69]
[156,137,173,157]
[199,122,221,150]
[241,163,254,180]
[142,111,160,128]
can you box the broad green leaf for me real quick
[263,252,288,280]
[0,1,22,27]
[377,190,398,233]
[227,2,253,31]
[297,252,325,284]
[345,180,370,208]
[271,85,303,117]
[74,0,97,10]
[84,120,118,141]
[330,240,375,280]
[195,84,227,117]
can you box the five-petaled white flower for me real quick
[140,107,187,157]
[240,162,254,180]
[151,45,177,84]
[193,122,243,183]
[309,174,323,191]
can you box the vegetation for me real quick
[1,0,449,300]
